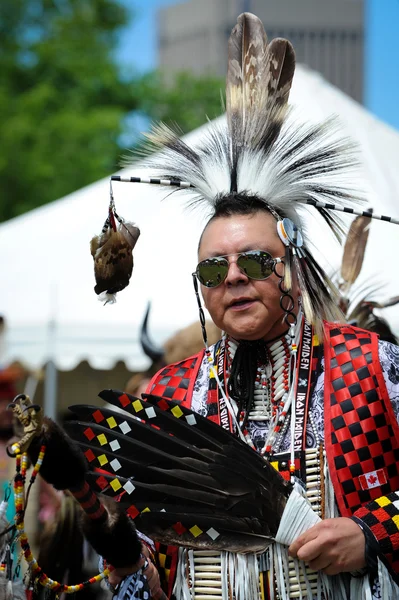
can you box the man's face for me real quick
[198,212,298,341]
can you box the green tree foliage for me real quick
[0,0,133,221]
[0,0,224,223]
[133,71,224,134]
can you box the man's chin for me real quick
[224,323,268,342]
[223,316,287,342]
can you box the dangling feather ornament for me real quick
[90,205,140,304]
[337,213,399,343]
[340,213,371,297]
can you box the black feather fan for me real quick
[66,390,291,554]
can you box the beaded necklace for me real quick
[224,312,303,459]
[8,443,112,597]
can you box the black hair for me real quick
[198,193,287,251]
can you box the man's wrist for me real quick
[350,515,379,574]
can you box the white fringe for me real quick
[323,449,339,519]
[173,493,399,600]
[275,490,321,545]
[377,557,399,600]
[173,547,193,600]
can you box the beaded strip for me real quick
[11,445,112,595]
[283,446,324,599]
[191,550,223,599]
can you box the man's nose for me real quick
[224,259,249,285]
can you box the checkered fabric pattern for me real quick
[324,323,399,518]
[148,352,203,404]
[154,543,178,598]
[206,372,220,424]
[354,492,399,579]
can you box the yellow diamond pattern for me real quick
[189,525,203,538]
[97,433,107,446]
[171,405,184,418]
[132,399,144,412]
[98,454,108,466]
[107,416,117,429]
[392,514,399,530]
[110,478,122,491]
[376,496,390,507]
[270,461,279,472]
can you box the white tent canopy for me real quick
[1,65,399,372]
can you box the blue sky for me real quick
[365,0,399,130]
[117,0,177,73]
[117,0,399,131]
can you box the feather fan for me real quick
[66,390,291,554]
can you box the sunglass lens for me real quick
[237,251,274,280]
[197,258,229,287]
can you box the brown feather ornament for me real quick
[226,13,295,153]
[340,213,371,293]
[90,215,140,302]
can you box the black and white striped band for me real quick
[111,176,399,225]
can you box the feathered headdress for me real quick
[121,13,366,331]
[108,12,399,332]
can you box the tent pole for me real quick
[44,360,57,421]
[44,319,57,421]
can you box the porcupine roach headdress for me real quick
[98,11,399,329]
[113,12,366,335]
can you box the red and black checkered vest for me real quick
[146,322,399,596]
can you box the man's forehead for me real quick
[198,213,279,254]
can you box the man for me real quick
[7,11,399,600]
[137,202,399,600]
[109,11,399,598]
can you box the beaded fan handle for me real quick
[10,447,112,595]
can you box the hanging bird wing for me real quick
[340,214,371,294]
[66,390,291,553]
[91,221,140,297]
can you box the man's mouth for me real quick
[229,298,256,309]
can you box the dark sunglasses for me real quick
[195,250,283,288]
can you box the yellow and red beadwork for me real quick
[12,446,112,595]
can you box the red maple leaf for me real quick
[367,474,377,485]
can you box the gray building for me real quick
[158,0,364,102]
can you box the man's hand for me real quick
[288,517,366,575]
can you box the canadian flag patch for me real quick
[359,469,387,490]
